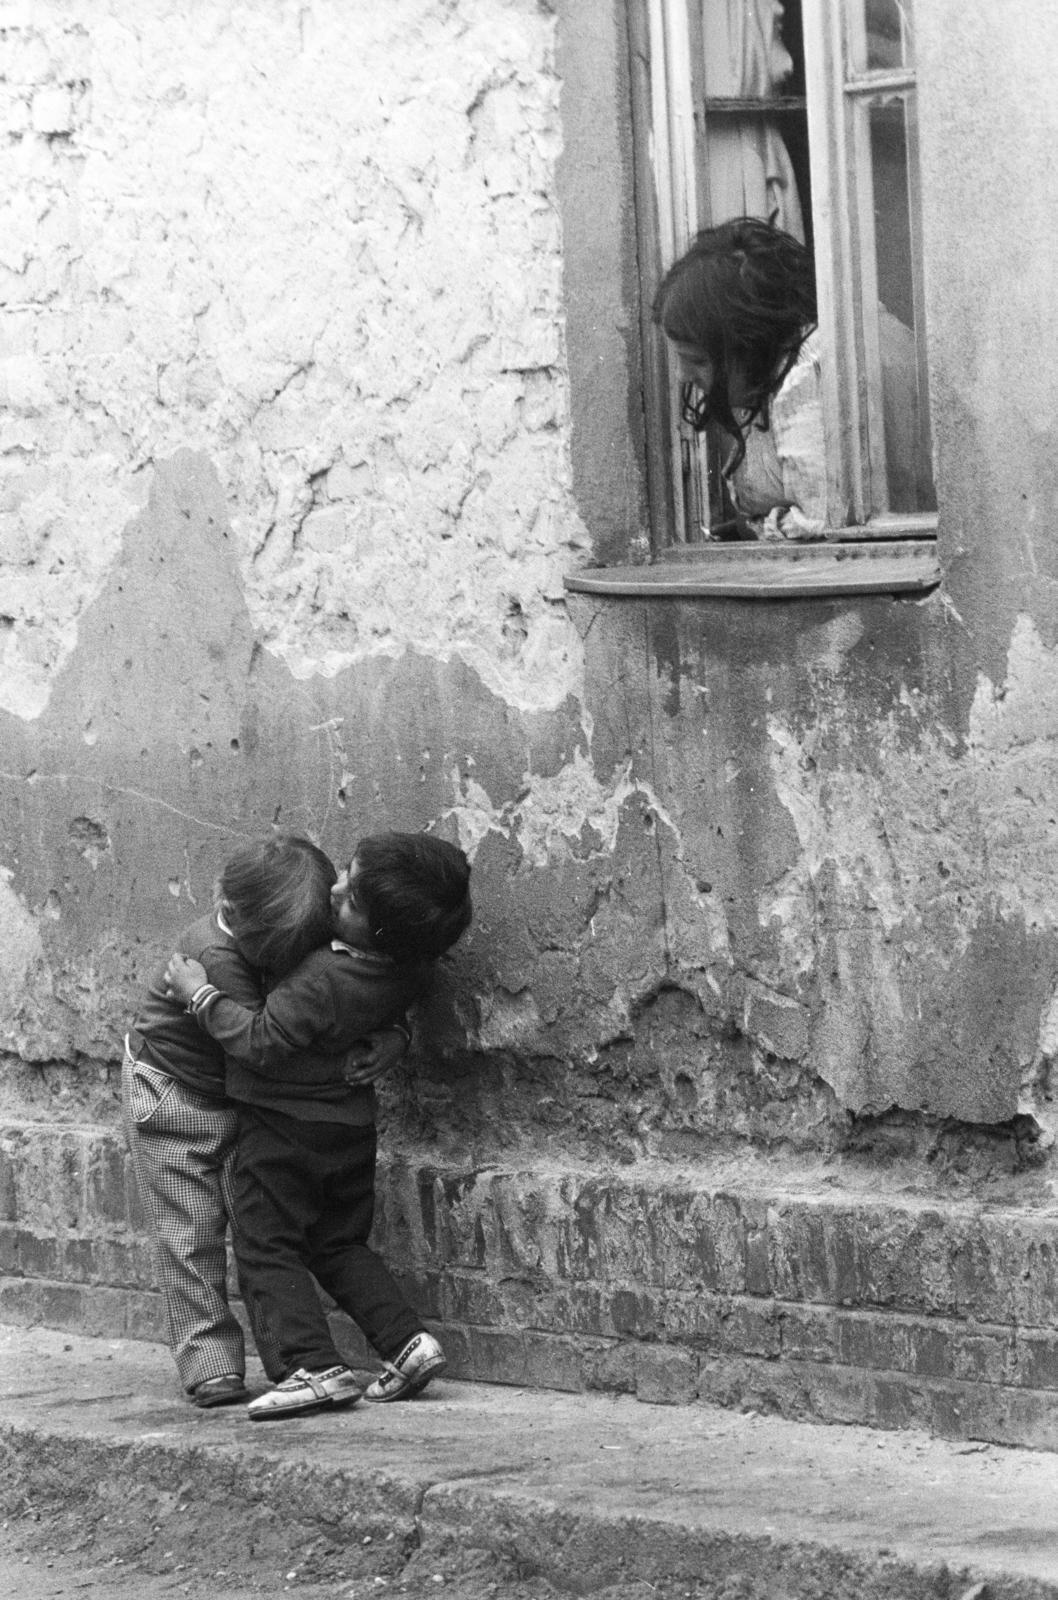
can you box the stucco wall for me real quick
[0,0,598,1070]
[0,0,589,724]
[3,0,1058,1182]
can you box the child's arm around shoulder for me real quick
[166,946,338,1072]
[165,947,412,1082]
[193,938,263,1010]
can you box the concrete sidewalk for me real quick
[1,1326,1057,1599]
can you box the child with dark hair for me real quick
[123,834,407,1408]
[165,831,472,1421]
[653,216,825,539]
[654,214,924,532]
[340,831,474,964]
[655,216,816,457]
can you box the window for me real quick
[634,0,936,546]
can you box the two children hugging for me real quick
[123,830,471,1420]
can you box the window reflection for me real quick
[862,0,914,72]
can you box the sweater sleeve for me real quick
[196,942,263,1009]
[195,963,338,1074]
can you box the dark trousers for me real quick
[231,1106,422,1379]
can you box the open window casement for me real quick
[644,0,937,545]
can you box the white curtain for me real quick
[701,0,805,241]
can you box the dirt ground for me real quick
[0,1505,716,1600]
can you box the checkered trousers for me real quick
[121,1043,285,1390]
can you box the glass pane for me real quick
[701,0,809,241]
[867,95,935,512]
[851,0,915,73]
[702,0,798,99]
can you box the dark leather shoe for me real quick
[193,1373,249,1408]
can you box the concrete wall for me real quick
[3,0,1058,1432]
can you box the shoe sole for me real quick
[407,1355,447,1394]
[249,1392,361,1422]
[193,1382,250,1409]
[195,1389,249,1409]
[363,1355,447,1403]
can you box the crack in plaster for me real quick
[0,770,256,840]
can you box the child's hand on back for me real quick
[340,1028,409,1086]
[165,952,209,1006]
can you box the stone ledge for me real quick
[3,1325,1058,1599]
[563,538,941,600]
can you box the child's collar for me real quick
[330,938,394,967]
[213,910,392,966]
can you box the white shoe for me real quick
[363,1332,446,1403]
[248,1365,362,1421]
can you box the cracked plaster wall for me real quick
[759,613,1058,1129]
[0,0,625,1139]
[5,0,1058,1179]
[0,0,589,720]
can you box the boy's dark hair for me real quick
[354,833,471,965]
[219,834,336,976]
[652,217,817,471]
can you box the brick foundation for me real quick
[3,1120,1057,1448]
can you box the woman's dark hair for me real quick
[354,833,471,965]
[219,834,336,976]
[652,217,816,471]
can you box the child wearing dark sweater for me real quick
[165,831,472,1420]
[124,835,407,1408]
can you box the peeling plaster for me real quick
[762,611,1058,1120]
[0,0,592,721]
[476,986,543,1052]
[0,868,45,1011]
[444,747,683,871]
[967,612,1058,930]
[0,868,71,1060]
[8,4,1057,1161]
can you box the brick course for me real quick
[3,1120,1058,1447]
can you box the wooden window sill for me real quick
[563,538,940,600]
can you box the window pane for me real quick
[866,95,935,512]
[858,0,915,73]
[701,0,808,241]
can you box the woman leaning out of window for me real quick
[654,217,826,541]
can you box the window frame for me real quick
[633,0,939,548]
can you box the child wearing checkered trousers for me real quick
[164,831,472,1421]
[123,834,409,1409]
